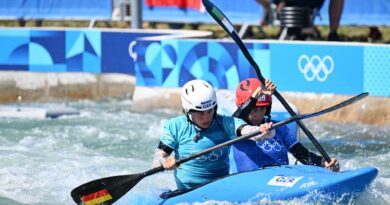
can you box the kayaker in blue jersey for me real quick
[232,78,340,172]
[152,79,275,190]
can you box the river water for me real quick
[0,98,389,205]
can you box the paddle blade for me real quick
[71,174,142,205]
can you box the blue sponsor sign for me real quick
[363,46,390,97]
[0,28,388,97]
[0,0,111,20]
[0,28,166,75]
[270,43,364,94]
[134,39,269,89]
[102,32,159,75]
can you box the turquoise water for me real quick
[0,98,389,205]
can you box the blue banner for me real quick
[0,0,111,20]
[363,46,390,96]
[0,28,166,75]
[270,43,364,94]
[0,0,388,25]
[143,0,390,26]
[0,28,388,97]
[134,39,270,89]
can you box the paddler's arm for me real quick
[233,84,262,124]
[323,158,340,172]
[236,123,275,141]
[233,81,274,123]
[233,96,257,120]
[152,141,177,170]
[289,143,340,172]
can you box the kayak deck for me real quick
[152,165,378,204]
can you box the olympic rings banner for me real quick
[270,43,364,94]
[0,28,388,97]
[270,43,389,96]
[135,39,389,97]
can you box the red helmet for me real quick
[235,78,272,107]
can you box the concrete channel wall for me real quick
[132,86,389,127]
[0,72,135,103]
[1,72,388,127]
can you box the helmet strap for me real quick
[184,110,194,123]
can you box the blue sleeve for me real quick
[160,118,178,149]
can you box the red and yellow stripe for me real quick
[81,189,112,205]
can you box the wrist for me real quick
[159,156,167,166]
[320,158,326,167]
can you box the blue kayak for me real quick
[125,165,377,204]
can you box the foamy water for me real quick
[0,98,388,205]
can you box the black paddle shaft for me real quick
[202,0,331,162]
[70,92,368,205]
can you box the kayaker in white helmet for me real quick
[152,79,275,191]
[232,78,339,172]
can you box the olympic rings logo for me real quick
[195,147,228,162]
[257,139,283,152]
[298,55,334,82]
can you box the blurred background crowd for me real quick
[0,0,388,43]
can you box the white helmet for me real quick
[181,80,217,113]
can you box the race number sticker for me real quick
[267,176,303,187]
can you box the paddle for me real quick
[70,92,368,205]
[202,0,332,162]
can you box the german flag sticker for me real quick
[81,189,113,205]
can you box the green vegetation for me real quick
[1,20,389,43]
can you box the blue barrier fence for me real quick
[143,0,390,26]
[0,0,388,26]
[0,28,165,75]
[134,39,390,97]
[143,0,263,25]
[337,0,390,26]
[0,0,112,20]
[0,28,389,97]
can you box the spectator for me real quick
[368,26,383,42]
[258,0,344,41]
[326,0,344,41]
[256,0,272,25]
[17,19,43,27]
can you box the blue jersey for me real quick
[160,114,246,190]
[231,122,298,172]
